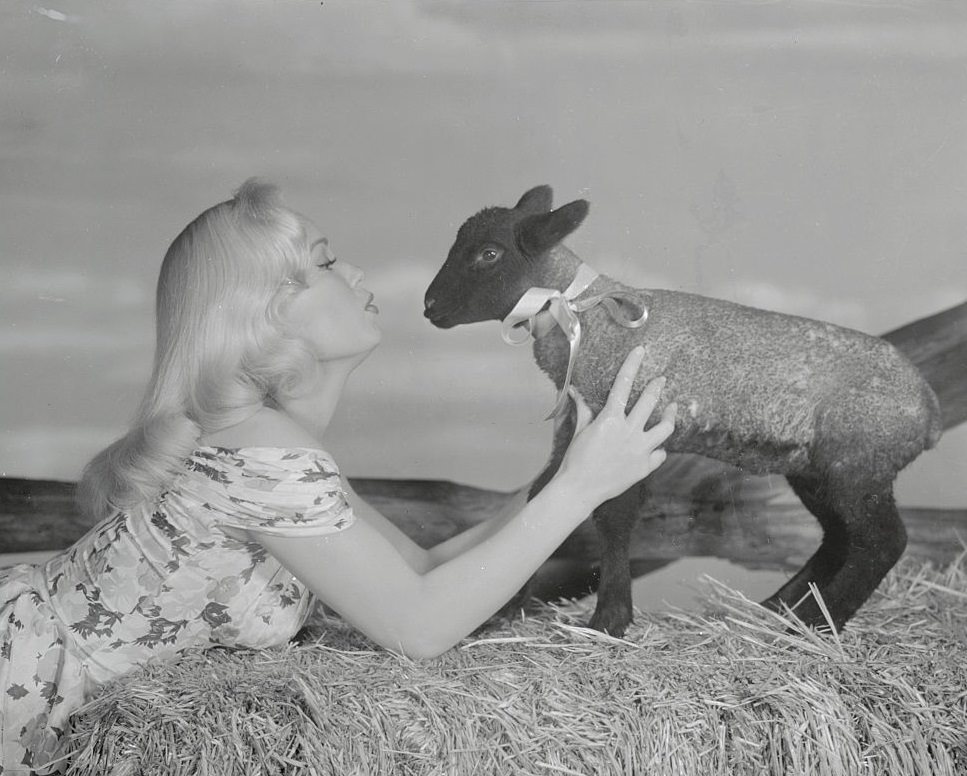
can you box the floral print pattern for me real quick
[0,446,355,773]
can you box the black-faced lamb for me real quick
[424,185,943,636]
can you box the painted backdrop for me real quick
[2,1,965,508]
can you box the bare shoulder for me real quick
[198,407,322,450]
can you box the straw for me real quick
[65,556,967,775]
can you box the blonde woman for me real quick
[0,180,675,772]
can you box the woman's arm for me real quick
[339,394,577,571]
[339,478,435,573]
[257,472,602,659]
[341,478,528,573]
[257,348,676,659]
[344,475,529,573]
[423,487,527,568]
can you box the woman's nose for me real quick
[339,261,365,287]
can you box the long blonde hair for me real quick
[78,179,317,521]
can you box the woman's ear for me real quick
[515,199,589,257]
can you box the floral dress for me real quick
[0,446,355,774]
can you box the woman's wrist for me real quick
[543,464,608,519]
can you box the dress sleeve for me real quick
[212,447,356,537]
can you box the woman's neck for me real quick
[199,357,357,449]
[278,358,356,441]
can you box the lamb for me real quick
[423,185,943,636]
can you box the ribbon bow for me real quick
[501,263,648,420]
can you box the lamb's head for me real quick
[424,185,589,328]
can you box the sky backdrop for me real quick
[2,0,965,508]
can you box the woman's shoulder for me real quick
[189,407,339,484]
[184,427,351,538]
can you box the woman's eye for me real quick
[317,258,337,271]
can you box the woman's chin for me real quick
[349,339,381,367]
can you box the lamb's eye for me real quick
[476,246,503,265]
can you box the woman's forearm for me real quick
[395,476,599,656]
[424,488,528,569]
[342,480,529,574]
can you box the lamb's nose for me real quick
[424,296,436,311]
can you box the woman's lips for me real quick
[364,292,379,313]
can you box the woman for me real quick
[0,180,676,772]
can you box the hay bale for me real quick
[66,556,967,776]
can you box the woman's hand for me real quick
[558,346,677,503]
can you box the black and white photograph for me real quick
[1,2,965,773]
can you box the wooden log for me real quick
[354,477,966,569]
[1,475,963,570]
[881,300,967,429]
[0,478,87,554]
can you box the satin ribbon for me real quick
[501,263,648,419]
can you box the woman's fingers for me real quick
[641,403,677,446]
[604,347,646,413]
[628,375,667,428]
[559,359,677,503]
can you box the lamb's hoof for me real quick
[758,594,784,614]
[758,595,840,635]
[588,606,632,637]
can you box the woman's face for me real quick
[283,219,382,364]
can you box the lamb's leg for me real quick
[760,474,849,614]
[807,485,906,630]
[763,476,907,630]
[588,482,642,636]
[530,399,641,636]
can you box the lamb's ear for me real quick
[515,185,554,214]
[516,199,589,257]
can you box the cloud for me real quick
[33,7,73,23]
[24,0,498,81]
[423,1,967,62]
[711,279,872,330]
[0,426,118,480]
[0,327,150,352]
[707,279,966,334]
[0,268,153,353]
[3,269,151,306]
[22,0,961,99]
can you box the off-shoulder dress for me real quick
[0,446,354,773]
